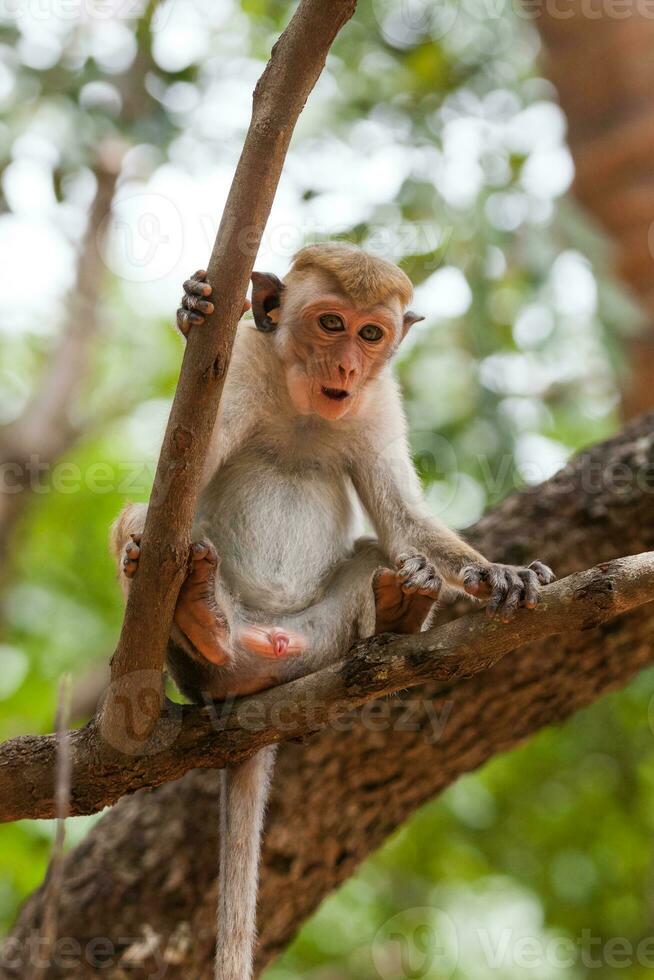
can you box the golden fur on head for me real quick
[287,242,413,308]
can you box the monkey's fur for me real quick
[111,243,554,980]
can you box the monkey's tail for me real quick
[215,745,277,980]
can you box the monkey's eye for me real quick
[319,314,345,333]
[359,324,383,342]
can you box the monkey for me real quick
[110,242,554,980]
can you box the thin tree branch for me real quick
[99,0,358,751]
[0,553,652,824]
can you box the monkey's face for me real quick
[278,286,403,421]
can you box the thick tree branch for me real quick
[5,413,654,979]
[1,552,652,823]
[533,6,654,416]
[100,0,358,750]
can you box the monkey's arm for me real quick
[351,442,554,620]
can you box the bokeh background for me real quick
[1,0,654,977]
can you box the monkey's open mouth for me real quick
[321,386,350,401]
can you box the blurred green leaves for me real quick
[0,1,651,976]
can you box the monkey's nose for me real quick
[338,363,357,384]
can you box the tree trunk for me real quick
[534,4,654,415]
[3,413,654,979]
[0,162,117,573]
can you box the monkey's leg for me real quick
[373,551,442,635]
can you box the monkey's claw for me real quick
[396,551,443,597]
[122,534,142,579]
[462,560,556,623]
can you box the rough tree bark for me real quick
[1,551,652,823]
[533,1,654,415]
[4,413,654,979]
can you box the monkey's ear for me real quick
[402,310,425,337]
[251,272,285,333]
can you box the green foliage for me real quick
[0,0,650,976]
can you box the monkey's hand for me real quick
[396,551,443,597]
[461,560,555,622]
[176,270,250,337]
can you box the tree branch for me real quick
[100,0,358,751]
[5,413,654,979]
[0,552,652,823]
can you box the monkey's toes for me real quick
[186,539,220,585]
[122,534,141,578]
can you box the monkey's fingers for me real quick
[176,308,203,336]
[182,293,214,316]
[529,560,556,585]
[461,564,489,598]
[184,272,212,297]
[486,566,523,622]
[397,553,441,598]
[496,582,522,623]
[517,567,540,609]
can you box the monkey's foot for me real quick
[174,540,230,666]
[373,552,442,635]
[121,533,142,578]
[236,625,307,660]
